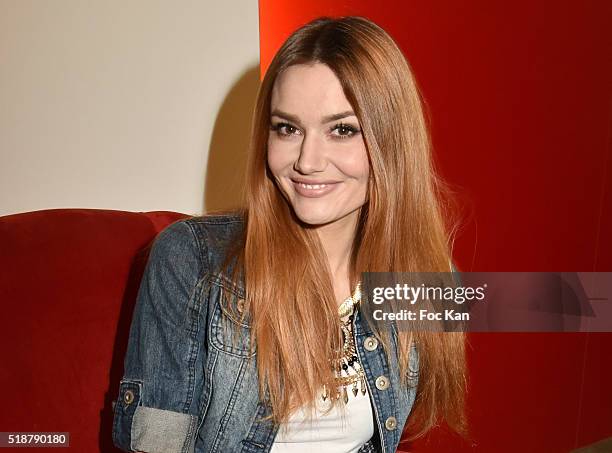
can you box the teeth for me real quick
[299,183,327,189]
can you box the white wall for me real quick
[0,0,260,217]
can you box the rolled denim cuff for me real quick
[132,406,198,453]
[112,379,198,453]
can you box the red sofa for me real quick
[1,209,610,452]
[0,209,187,452]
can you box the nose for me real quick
[293,133,326,174]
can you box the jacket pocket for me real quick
[407,342,419,388]
[209,275,256,358]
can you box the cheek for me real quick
[358,156,370,181]
[355,146,370,182]
[267,137,298,174]
[337,146,369,182]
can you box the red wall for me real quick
[258,1,612,451]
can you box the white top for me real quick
[269,366,374,453]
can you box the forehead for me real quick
[270,63,353,117]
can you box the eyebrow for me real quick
[270,109,356,125]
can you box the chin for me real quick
[293,210,335,226]
[291,204,355,227]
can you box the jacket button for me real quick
[385,416,397,431]
[375,376,389,390]
[123,389,135,405]
[364,336,378,351]
[236,299,245,314]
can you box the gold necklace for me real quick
[338,281,362,319]
[321,282,368,403]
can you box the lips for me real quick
[291,179,341,198]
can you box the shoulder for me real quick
[155,211,245,252]
[186,212,245,253]
[152,212,245,286]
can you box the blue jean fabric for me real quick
[112,214,419,453]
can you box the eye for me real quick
[330,122,361,140]
[270,122,301,138]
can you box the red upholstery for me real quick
[1,209,610,452]
[0,209,187,452]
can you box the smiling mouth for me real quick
[297,182,330,189]
[291,180,341,198]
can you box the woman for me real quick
[112,16,466,453]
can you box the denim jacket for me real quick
[112,214,419,453]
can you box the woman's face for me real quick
[267,63,369,228]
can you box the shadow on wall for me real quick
[203,65,261,213]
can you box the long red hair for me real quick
[216,16,467,440]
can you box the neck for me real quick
[315,210,360,279]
